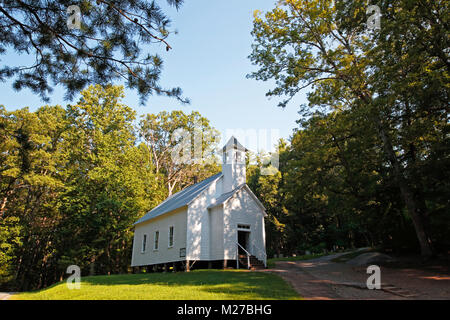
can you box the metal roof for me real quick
[222,136,248,152]
[206,184,267,216]
[207,184,245,209]
[134,172,222,225]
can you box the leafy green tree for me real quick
[248,0,448,257]
[57,84,158,276]
[288,112,414,251]
[0,104,69,290]
[367,0,449,253]
[247,142,290,256]
[0,216,21,287]
[138,110,221,196]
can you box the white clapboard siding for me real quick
[131,137,266,267]
[131,207,187,267]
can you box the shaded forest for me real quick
[247,0,449,259]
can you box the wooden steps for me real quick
[238,254,266,270]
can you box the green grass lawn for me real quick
[267,248,373,268]
[12,270,300,300]
[330,248,375,263]
[267,253,328,268]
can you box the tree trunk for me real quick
[0,196,8,218]
[375,114,433,257]
[356,88,434,258]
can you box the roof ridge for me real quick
[207,183,246,209]
[134,172,222,225]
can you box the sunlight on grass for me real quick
[12,270,300,300]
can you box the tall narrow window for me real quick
[142,234,147,253]
[154,231,159,250]
[168,226,174,248]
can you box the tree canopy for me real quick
[0,0,187,104]
[0,85,218,291]
[248,0,449,257]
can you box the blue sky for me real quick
[0,0,308,152]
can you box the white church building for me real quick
[131,137,267,271]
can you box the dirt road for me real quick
[264,253,450,300]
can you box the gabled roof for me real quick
[207,184,245,209]
[207,184,267,216]
[134,172,222,225]
[222,136,248,152]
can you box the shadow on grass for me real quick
[77,270,298,300]
[330,248,375,263]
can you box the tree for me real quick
[0,103,69,290]
[0,0,187,104]
[0,216,21,287]
[287,111,412,252]
[247,145,289,256]
[58,84,159,276]
[248,0,448,257]
[138,110,221,196]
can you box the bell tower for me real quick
[222,136,247,194]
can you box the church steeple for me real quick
[222,136,247,193]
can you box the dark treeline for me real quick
[0,85,219,291]
[247,0,449,259]
[248,109,449,258]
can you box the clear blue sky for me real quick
[0,0,308,152]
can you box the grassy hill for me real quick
[12,270,300,300]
